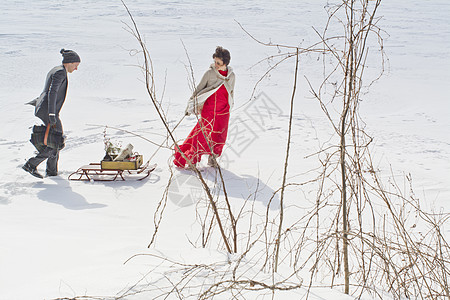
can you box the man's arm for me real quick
[47,69,65,124]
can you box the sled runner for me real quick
[68,156,156,182]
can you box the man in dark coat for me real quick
[23,49,81,178]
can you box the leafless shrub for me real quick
[242,1,450,299]
[120,0,238,254]
[60,1,448,299]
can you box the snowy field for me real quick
[0,0,449,299]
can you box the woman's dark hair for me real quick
[212,46,231,66]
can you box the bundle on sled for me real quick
[69,143,156,181]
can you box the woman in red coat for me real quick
[174,46,235,169]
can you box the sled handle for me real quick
[44,124,50,146]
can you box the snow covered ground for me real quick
[0,0,449,299]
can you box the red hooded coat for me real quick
[174,69,232,167]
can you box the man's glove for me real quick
[49,114,57,125]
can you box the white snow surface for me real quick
[0,0,449,299]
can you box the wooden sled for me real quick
[68,160,157,182]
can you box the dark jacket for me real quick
[29,65,68,131]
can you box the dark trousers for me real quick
[27,146,60,174]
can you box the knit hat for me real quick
[60,48,81,64]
